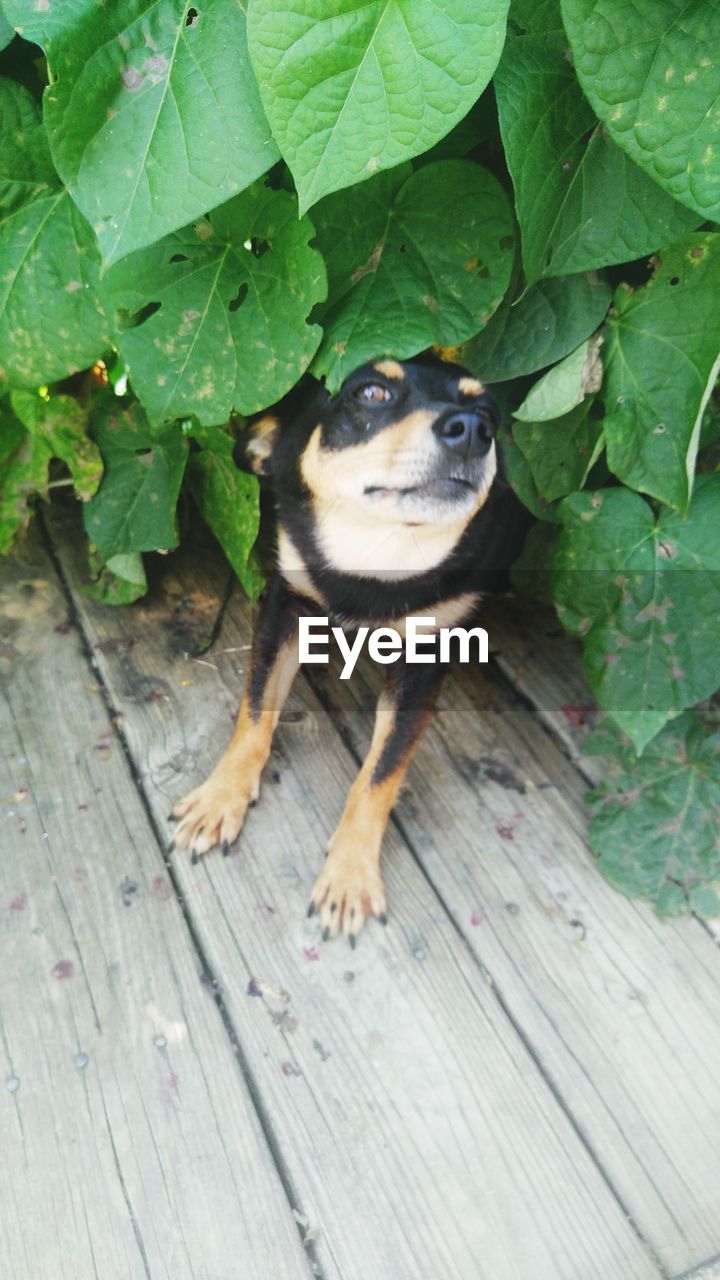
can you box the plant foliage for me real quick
[0,0,718,913]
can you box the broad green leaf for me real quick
[0,188,111,385]
[562,0,720,220]
[247,0,510,212]
[41,0,278,265]
[186,424,260,597]
[552,478,720,751]
[0,80,111,385]
[513,401,603,503]
[514,337,602,422]
[1,0,94,46]
[509,0,562,32]
[85,549,148,606]
[603,233,720,512]
[585,714,720,915]
[103,183,326,423]
[495,32,699,281]
[83,400,188,558]
[0,79,56,214]
[10,391,102,500]
[461,272,611,382]
[311,161,514,390]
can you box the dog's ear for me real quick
[233,415,280,477]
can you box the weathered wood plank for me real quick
[46,502,663,1280]
[316,625,720,1276]
[485,596,603,783]
[0,529,310,1280]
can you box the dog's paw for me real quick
[168,770,259,862]
[308,848,387,946]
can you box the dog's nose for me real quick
[433,408,495,453]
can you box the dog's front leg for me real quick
[309,660,446,943]
[170,575,303,862]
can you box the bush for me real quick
[1,1,719,912]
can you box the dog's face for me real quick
[300,359,498,527]
[241,358,499,530]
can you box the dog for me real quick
[169,356,528,944]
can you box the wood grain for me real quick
[45,502,663,1280]
[0,528,310,1280]
[304,599,720,1277]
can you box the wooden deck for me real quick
[2,500,720,1280]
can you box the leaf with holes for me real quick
[10,391,103,501]
[247,0,510,212]
[39,0,278,265]
[0,80,110,385]
[83,400,188,558]
[494,31,699,282]
[562,0,720,220]
[585,713,720,916]
[461,272,611,382]
[310,160,514,390]
[102,183,325,424]
[185,422,261,596]
[551,477,720,751]
[603,233,720,513]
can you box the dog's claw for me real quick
[378,912,388,926]
[167,812,178,822]
[190,850,201,866]
[307,903,316,918]
[221,840,230,857]
[322,926,330,942]
[166,838,175,854]
[348,933,357,950]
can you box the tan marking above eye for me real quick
[373,359,405,380]
[244,414,279,474]
[458,376,485,398]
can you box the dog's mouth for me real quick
[364,477,474,500]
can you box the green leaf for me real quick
[41,0,278,265]
[513,400,603,503]
[83,400,188,558]
[0,78,56,215]
[247,0,510,212]
[0,9,13,51]
[185,427,261,598]
[461,271,611,382]
[603,233,720,512]
[0,413,40,552]
[509,0,563,33]
[0,392,101,550]
[311,161,514,390]
[0,80,111,386]
[514,337,602,422]
[103,182,326,424]
[562,0,720,220]
[585,713,720,915]
[494,31,699,282]
[85,549,148,605]
[552,477,720,751]
[10,391,102,500]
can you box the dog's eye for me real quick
[355,382,392,404]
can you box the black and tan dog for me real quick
[169,357,527,943]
